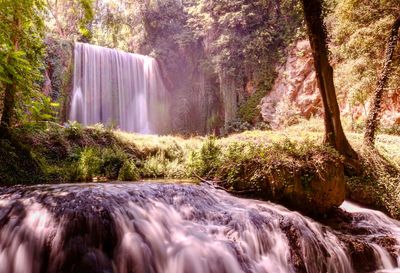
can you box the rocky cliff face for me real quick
[44,38,75,122]
[260,40,322,129]
[260,39,400,130]
[155,45,224,135]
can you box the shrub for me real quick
[64,121,84,139]
[165,159,189,178]
[118,160,140,181]
[238,88,269,124]
[101,147,127,180]
[254,122,271,131]
[188,136,221,177]
[224,119,253,134]
[77,148,102,181]
[217,141,264,189]
[381,124,400,136]
[141,152,168,178]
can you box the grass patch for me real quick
[1,118,399,218]
[282,118,400,218]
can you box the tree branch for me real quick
[193,173,258,195]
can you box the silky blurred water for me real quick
[0,182,399,273]
[69,43,169,133]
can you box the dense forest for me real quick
[1,0,399,133]
[0,1,400,272]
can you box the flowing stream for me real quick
[0,182,399,273]
[69,43,169,134]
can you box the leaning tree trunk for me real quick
[364,16,400,146]
[300,0,358,166]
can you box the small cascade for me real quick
[341,201,400,270]
[0,183,399,273]
[69,43,170,134]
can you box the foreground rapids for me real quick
[0,182,399,273]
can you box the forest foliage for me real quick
[42,0,400,129]
[329,0,400,111]
[0,0,56,128]
[43,0,304,129]
[0,0,399,134]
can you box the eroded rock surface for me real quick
[260,39,400,129]
[260,40,322,128]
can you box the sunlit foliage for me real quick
[329,0,400,109]
[45,0,95,41]
[187,0,302,80]
[0,0,46,126]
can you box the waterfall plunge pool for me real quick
[0,182,399,273]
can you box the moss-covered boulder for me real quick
[209,136,346,216]
[264,154,345,215]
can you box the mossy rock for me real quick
[222,148,346,216]
[273,156,345,215]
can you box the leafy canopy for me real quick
[0,0,46,124]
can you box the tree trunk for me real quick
[300,0,358,166]
[0,83,16,132]
[364,16,400,146]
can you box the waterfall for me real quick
[0,182,399,273]
[69,43,170,134]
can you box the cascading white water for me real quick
[341,201,400,271]
[69,43,169,134]
[0,182,399,273]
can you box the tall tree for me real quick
[300,0,358,165]
[0,0,45,134]
[364,15,400,146]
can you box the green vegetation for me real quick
[45,0,95,42]
[0,0,46,130]
[330,0,400,110]
[43,38,74,122]
[0,0,399,219]
[1,118,399,218]
[285,118,400,218]
[238,84,274,124]
[1,122,326,184]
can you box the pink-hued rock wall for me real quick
[260,39,400,129]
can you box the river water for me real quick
[0,182,399,273]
